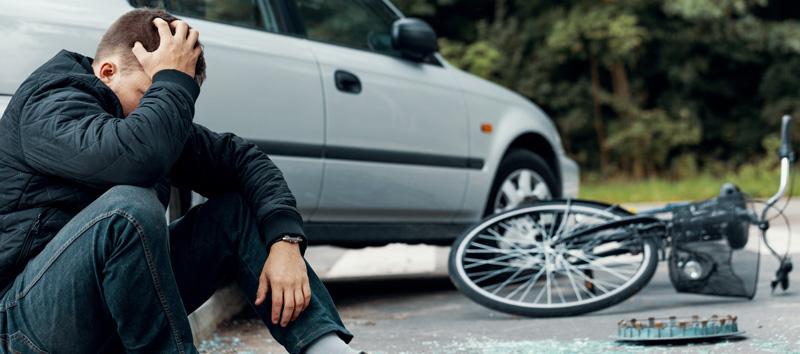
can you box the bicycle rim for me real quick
[450,201,658,315]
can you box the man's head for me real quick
[93,8,206,116]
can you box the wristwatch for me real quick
[278,235,304,244]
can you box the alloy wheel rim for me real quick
[494,168,552,214]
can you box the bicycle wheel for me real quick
[449,200,662,317]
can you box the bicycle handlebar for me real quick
[765,115,794,213]
[779,114,795,161]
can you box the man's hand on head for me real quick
[255,239,312,327]
[132,18,201,79]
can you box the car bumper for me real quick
[559,155,580,198]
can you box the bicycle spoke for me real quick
[547,211,559,239]
[569,268,623,290]
[572,262,639,276]
[552,200,572,241]
[463,253,520,268]
[491,267,526,295]
[565,251,637,282]
[479,278,528,291]
[486,228,539,255]
[556,260,604,299]
[523,214,549,237]
[509,267,546,301]
[463,252,519,264]
[467,266,522,277]
[558,256,584,301]
[533,276,548,304]
[558,260,615,294]
[544,252,552,304]
[580,250,641,265]
[554,213,582,243]
[454,202,656,314]
[466,248,513,254]
[551,268,567,303]
[483,269,538,292]
[468,240,528,254]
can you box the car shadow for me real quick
[324,276,456,306]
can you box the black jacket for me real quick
[0,50,306,289]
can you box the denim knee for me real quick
[98,185,168,242]
[102,185,165,220]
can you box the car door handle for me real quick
[334,70,362,94]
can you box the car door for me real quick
[133,0,327,219]
[289,0,470,223]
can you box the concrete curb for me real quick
[189,284,247,345]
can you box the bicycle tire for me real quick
[449,200,661,317]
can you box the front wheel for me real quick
[449,200,661,317]
[486,150,560,216]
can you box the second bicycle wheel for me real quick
[449,200,661,317]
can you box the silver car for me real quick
[0,0,579,246]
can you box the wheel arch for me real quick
[502,132,562,197]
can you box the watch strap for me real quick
[279,235,305,244]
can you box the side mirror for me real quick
[392,18,438,61]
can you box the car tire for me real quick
[485,149,560,216]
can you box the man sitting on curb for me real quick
[0,8,361,354]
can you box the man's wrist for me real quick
[269,234,304,251]
[270,239,301,253]
[152,69,200,101]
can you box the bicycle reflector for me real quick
[668,186,759,299]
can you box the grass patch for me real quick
[579,166,796,203]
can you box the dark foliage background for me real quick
[394,0,800,179]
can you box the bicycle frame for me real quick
[630,115,795,294]
[448,115,795,317]
[563,115,794,296]
[640,114,794,223]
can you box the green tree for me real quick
[395,0,800,179]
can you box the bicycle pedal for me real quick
[771,259,793,293]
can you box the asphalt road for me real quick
[200,200,800,354]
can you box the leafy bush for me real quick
[394,0,800,180]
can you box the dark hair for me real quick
[95,8,206,85]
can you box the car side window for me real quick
[129,0,280,32]
[292,0,400,55]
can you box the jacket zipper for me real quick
[15,214,42,268]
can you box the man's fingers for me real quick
[171,20,189,40]
[271,288,283,325]
[187,29,200,49]
[280,289,295,327]
[303,282,312,309]
[153,18,172,45]
[131,41,147,61]
[291,288,304,321]
[255,275,269,306]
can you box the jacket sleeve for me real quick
[171,123,308,254]
[18,70,200,187]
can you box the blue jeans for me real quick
[0,186,352,354]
